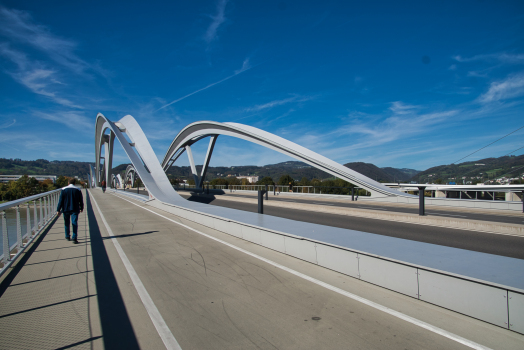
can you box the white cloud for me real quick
[0,119,16,129]
[478,72,524,103]
[388,101,419,115]
[204,0,228,44]
[244,96,312,112]
[453,53,524,64]
[33,111,92,130]
[157,58,252,111]
[0,6,89,74]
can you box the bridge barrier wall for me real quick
[137,195,524,334]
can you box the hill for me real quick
[0,158,420,183]
[342,162,419,182]
[0,158,93,177]
[411,154,524,184]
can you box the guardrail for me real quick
[0,189,61,277]
[174,184,372,196]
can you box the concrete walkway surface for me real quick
[0,189,523,349]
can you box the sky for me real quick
[1,0,524,171]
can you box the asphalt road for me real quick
[128,189,524,259]
[89,190,523,349]
[213,191,524,225]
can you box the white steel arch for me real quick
[161,121,413,198]
[95,114,414,200]
[95,113,179,202]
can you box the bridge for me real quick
[1,114,523,349]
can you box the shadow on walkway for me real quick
[86,191,140,349]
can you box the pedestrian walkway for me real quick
[0,190,141,350]
[1,189,523,350]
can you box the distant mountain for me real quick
[0,158,422,184]
[411,155,524,183]
[0,158,93,177]
[343,162,420,182]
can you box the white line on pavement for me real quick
[90,192,182,350]
[111,192,492,350]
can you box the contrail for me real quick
[156,67,251,111]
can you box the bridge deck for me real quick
[0,189,523,349]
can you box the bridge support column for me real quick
[185,145,200,188]
[418,186,426,216]
[199,135,218,189]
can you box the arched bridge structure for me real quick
[95,114,414,202]
[161,121,413,198]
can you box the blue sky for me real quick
[1,1,524,171]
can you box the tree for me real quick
[56,176,69,188]
[210,178,229,186]
[257,176,274,185]
[241,178,250,186]
[278,174,294,186]
[187,178,195,186]
[298,177,310,186]
[227,177,241,185]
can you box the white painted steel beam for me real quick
[161,121,414,198]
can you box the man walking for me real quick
[56,178,84,244]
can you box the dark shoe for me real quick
[73,239,79,244]
[66,237,70,241]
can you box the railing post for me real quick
[522,191,524,213]
[33,200,38,232]
[39,198,43,228]
[2,211,9,263]
[16,206,22,249]
[26,203,31,239]
[351,187,354,201]
[265,184,268,200]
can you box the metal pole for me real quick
[39,198,43,227]
[418,186,426,216]
[33,200,38,232]
[522,191,524,213]
[2,211,9,262]
[265,184,268,200]
[351,187,354,201]
[16,206,22,249]
[26,203,31,239]
[258,190,263,214]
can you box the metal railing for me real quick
[0,188,61,276]
[173,183,371,196]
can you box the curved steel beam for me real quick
[161,121,413,198]
[124,165,136,188]
[95,113,179,202]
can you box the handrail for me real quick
[0,189,62,212]
[1,188,62,277]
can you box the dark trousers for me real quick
[63,212,79,240]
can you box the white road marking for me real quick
[90,193,182,350]
[111,192,492,350]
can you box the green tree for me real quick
[278,174,294,186]
[210,178,229,186]
[298,177,310,186]
[227,177,241,185]
[187,178,195,186]
[56,176,69,188]
[256,176,274,185]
